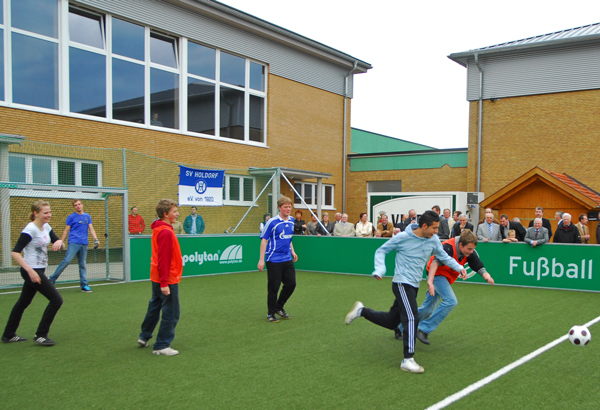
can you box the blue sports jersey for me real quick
[66,212,92,245]
[260,215,295,263]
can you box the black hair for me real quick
[418,210,440,228]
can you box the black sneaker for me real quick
[2,335,27,343]
[394,328,403,341]
[34,335,56,346]
[275,309,290,320]
[267,314,279,323]
[416,330,430,345]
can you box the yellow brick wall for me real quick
[467,90,600,195]
[0,73,348,235]
[346,165,468,222]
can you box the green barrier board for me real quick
[130,235,600,292]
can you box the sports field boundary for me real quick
[425,314,600,410]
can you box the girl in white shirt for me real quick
[2,200,64,346]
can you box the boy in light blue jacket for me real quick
[345,210,466,374]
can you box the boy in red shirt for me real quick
[137,199,183,356]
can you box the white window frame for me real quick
[293,182,335,210]
[223,174,255,206]
[0,1,268,147]
[8,153,103,187]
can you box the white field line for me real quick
[425,315,600,410]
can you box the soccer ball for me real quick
[568,325,591,346]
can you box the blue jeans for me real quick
[399,275,458,334]
[49,243,88,287]
[139,282,180,350]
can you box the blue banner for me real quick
[178,166,225,206]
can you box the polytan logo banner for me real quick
[178,166,225,206]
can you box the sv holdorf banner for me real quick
[179,166,225,206]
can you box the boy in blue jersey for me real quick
[258,196,298,323]
[49,199,99,292]
[345,210,467,373]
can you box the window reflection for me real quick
[112,58,144,123]
[220,52,245,87]
[12,33,58,109]
[70,48,106,117]
[249,95,264,143]
[0,29,3,101]
[12,0,58,38]
[112,18,144,61]
[220,86,244,140]
[69,8,104,49]
[32,157,51,184]
[188,42,215,79]
[9,156,26,183]
[188,78,215,135]
[151,68,179,129]
[250,62,265,91]
[151,33,177,68]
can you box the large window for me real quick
[8,154,102,187]
[223,175,255,206]
[294,182,335,208]
[0,2,267,144]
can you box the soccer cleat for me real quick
[416,330,430,345]
[34,335,56,346]
[275,309,290,319]
[400,358,424,373]
[2,335,28,343]
[394,328,403,341]
[152,347,179,356]
[137,338,149,347]
[267,314,279,323]
[81,286,92,293]
[345,301,364,325]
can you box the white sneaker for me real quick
[345,301,364,325]
[401,358,424,373]
[152,347,179,356]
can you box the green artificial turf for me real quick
[1,272,599,410]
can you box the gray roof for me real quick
[449,22,600,66]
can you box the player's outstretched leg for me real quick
[345,301,364,325]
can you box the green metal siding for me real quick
[351,128,433,154]
[350,152,468,171]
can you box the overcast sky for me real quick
[222,0,600,148]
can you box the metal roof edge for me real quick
[448,32,600,67]
[347,148,468,159]
[175,0,372,72]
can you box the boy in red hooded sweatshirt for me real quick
[137,199,183,356]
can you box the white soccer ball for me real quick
[568,325,591,346]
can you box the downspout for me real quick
[474,52,483,192]
[343,61,358,213]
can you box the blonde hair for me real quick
[508,229,516,237]
[277,195,292,207]
[30,200,50,221]
[156,199,178,219]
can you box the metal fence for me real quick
[0,139,274,288]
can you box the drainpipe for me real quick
[474,52,483,193]
[343,61,358,213]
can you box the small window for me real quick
[220,52,245,88]
[243,178,253,202]
[58,160,75,185]
[9,156,26,183]
[150,32,177,69]
[112,18,144,61]
[32,157,51,184]
[82,163,98,186]
[69,7,104,49]
[188,42,215,79]
[293,182,335,209]
[224,175,256,206]
[250,62,265,91]
[229,176,240,201]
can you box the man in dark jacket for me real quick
[499,214,527,242]
[553,213,581,244]
[451,215,474,238]
[528,206,553,240]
